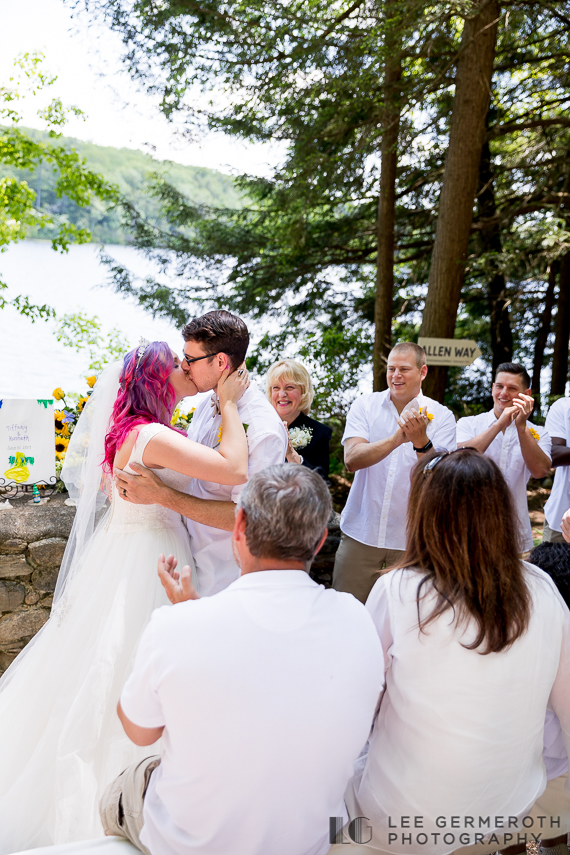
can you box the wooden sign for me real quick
[418,338,482,367]
[0,399,56,489]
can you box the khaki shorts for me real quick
[543,521,567,544]
[332,533,405,604]
[99,755,161,854]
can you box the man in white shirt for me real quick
[457,362,551,553]
[333,342,457,603]
[544,396,570,543]
[100,465,384,855]
[116,310,287,596]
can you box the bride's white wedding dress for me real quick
[0,423,195,854]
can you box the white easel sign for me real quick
[0,399,56,489]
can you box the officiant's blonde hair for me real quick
[265,359,314,415]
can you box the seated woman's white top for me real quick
[347,563,570,855]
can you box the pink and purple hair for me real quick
[103,341,180,474]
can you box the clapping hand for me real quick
[397,408,429,449]
[512,393,534,426]
[561,510,570,544]
[157,553,200,604]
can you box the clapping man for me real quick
[457,362,551,553]
[100,466,384,855]
[333,342,457,603]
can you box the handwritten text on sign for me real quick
[0,399,56,487]
[417,338,482,367]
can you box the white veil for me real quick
[55,360,123,605]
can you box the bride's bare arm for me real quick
[142,368,250,485]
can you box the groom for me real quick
[115,310,287,596]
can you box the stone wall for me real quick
[0,495,75,677]
[0,497,339,677]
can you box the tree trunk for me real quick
[531,262,557,417]
[477,136,512,372]
[373,47,402,392]
[419,0,500,402]
[551,251,570,398]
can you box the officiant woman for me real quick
[266,359,332,480]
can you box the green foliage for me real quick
[0,128,243,245]
[56,311,131,372]
[76,1,570,419]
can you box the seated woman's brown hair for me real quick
[402,448,531,654]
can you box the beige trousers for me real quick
[332,532,405,604]
[99,755,161,854]
[326,775,570,855]
[543,521,567,544]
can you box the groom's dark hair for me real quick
[182,310,249,372]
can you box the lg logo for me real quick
[329,816,373,845]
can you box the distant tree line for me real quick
[75,0,570,419]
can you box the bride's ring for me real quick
[122,488,127,496]
[238,369,244,376]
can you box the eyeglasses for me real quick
[183,350,234,366]
[423,447,478,477]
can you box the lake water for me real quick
[0,240,194,399]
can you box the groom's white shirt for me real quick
[186,383,287,596]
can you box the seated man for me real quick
[100,464,384,855]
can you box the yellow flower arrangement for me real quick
[53,387,65,401]
[86,376,97,388]
[76,396,90,413]
[420,406,434,421]
[54,410,70,436]
[528,426,540,441]
[55,436,70,460]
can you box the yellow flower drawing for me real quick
[53,387,65,401]
[54,410,70,436]
[420,406,434,421]
[528,426,540,441]
[86,376,97,388]
[4,452,30,484]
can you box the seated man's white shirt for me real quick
[544,397,570,532]
[120,570,384,855]
[340,390,457,550]
[457,411,551,552]
[186,384,287,596]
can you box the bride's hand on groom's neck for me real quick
[217,363,250,407]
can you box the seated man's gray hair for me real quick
[237,464,332,564]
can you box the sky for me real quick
[0,0,284,176]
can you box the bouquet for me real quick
[288,426,313,450]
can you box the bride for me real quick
[0,339,249,853]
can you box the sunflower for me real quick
[55,436,69,460]
[528,426,540,441]
[76,396,90,413]
[54,410,70,436]
[53,388,65,401]
[86,376,97,388]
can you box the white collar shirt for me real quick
[186,384,287,596]
[457,409,551,552]
[120,570,384,855]
[347,565,570,855]
[544,397,570,532]
[340,390,457,550]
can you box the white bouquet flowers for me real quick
[288,426,313,449]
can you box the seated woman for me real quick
[266,359,332,480]
[341,449,570,855]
